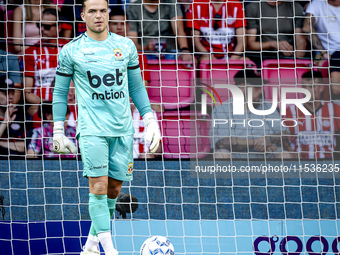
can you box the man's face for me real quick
[40,13,59,41]
[302,77,324,102]
[109,15,128,37]
[81,0,109,35]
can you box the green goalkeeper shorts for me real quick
[79,135,134,181]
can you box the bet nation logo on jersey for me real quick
[87,70,125,100]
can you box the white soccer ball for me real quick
[140,236,175,255]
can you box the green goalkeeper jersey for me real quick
[55,32,142,138]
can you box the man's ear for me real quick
[81,12,85,21]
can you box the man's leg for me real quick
[107,177,123,215]
[88,135,132,254]
[79,135,117,255]
[88,176,118,254]
[86,178,123,238]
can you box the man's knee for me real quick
[89,177,108,195]
[107,185,121,199]
[108,178,123,199]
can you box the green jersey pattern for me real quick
[57,32,140,137]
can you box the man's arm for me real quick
[295,28,306,58]
[171,16,192,61]
[52,74,77,154]
[53,74,71,121]
[52,45,77,154]
[216,136,256,152]
[245,3,275,52]
[231,27,246,60]
[193,29,208,53]
[303,14,328,57]
[128,67,152,116]
[128,40,160,153]
[246,28,275,51]
[52,45,74,122]
[171,17,189,50]
[128,66,161,153]
[8,54,23,104]
[24,76,42,104]
[246,28,294,56]
[13,6,23,53]
[0,140,25,153]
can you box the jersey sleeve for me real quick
[128,40,140,69]
[186,4,194,29]
[305,1,319,16]
[128,40,152,117]
[234,2,247,29]
[245,2,259,30]
[188,3,209,31]
[294,2,304,29]
[167,2,183,19]
[24,47,35,78]
[56,44,73,77]
[53,44,73,122]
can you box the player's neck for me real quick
[87,29,109,42]
[212,2,224,12]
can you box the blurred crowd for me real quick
[0,0,339,159]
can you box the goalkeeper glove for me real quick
[53,121,77,154]
[143,112,161,153]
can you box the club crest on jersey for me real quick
[127,163,133,175]
[114,49,123,59]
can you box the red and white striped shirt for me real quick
[186,0,246,56]
[24,40,68,102]
[285,102,340,159]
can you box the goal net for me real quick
[0,0,339,254]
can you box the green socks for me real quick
[89,196,117,237]
[88,194,110,234]
[108,197,117,218]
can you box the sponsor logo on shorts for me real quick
[89,165,107,170]
[127,163,133,175]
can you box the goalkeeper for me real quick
[52,0,161,254]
